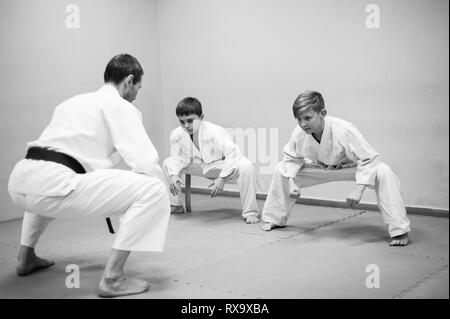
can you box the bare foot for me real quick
[16,253,54,276]
[262,222,285,231]
[170,205,185,214]
[245,215,260,224]
[98,274,151,298]
[390,233,410,246]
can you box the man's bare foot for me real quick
[98,274,151,298]
[245,215,260,224]
[16,248,54,276]
[262,222,285,231]
[170,205,185,214]
[390,233,410,246]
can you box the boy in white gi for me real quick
[163,97,260,223]
[261,91,411,246]
[8,54,170,297]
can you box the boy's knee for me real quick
[237,157,254,172]
[376,162,393,178]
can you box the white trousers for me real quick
[262,162,411,237]
[8,159,170,252]
[163,157,260,218]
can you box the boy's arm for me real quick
[165,132,191,177]
[343,124,380,187]
[278,129,305,178]
[216,129,242,179]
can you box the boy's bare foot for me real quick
[98,274,151,298]
[245,215,260,224]
[16,247,55,276]
[390,233,410,246]
[170,205,185,214]
[262,222,285,231]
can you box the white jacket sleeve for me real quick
[277,129,305,178]
[215,128,242,178]
[101,101,166,184]
[342,124,380,186]
[164,132,190,176]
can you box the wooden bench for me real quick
[185,174,192,213]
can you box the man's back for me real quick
[28,85,143,172]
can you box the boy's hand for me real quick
[312,161,328,169]
[289,177,301,198]
[314,161,356,170]
[327,163,356,170]
[208,177,225,197]
[346,185,366,207]
[169,175,183,196]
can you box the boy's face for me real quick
[178,114,203,135]
[296,108,326,135]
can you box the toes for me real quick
[390,240,408,246]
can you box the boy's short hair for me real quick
[292,91,325,118]
[104,54,143,85]
[176,97,203,117]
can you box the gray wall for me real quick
[0,0,448,222]
[157,0,449,210]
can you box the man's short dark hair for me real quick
[176,97,203,117]
[104,54,143,85]
[292,91,325,118]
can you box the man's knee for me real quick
[139,178,170,204]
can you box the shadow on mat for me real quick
[298,224,392,245]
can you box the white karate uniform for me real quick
[8,85,170,251]
[163,120,260,218]
[262,116,411,237]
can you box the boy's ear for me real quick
[200,114,205,120]
[320,109,327,117]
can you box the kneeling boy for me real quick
[163,97,260,223]
[261,91,411,246]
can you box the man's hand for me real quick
[169,175,183,196]
[289,177,301,198]
[208,177,225,197]
[346,185,366,207]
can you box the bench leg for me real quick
[185,174,192,213]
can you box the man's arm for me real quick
[101,101,166,183]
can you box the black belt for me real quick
[25,147,115,234]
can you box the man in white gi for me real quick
[7,54,170,297]
[261,91,411,246]
[163,97,260,223]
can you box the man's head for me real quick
[104,54,143,102]
[175,97,204,135]
[292,91,327,135]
